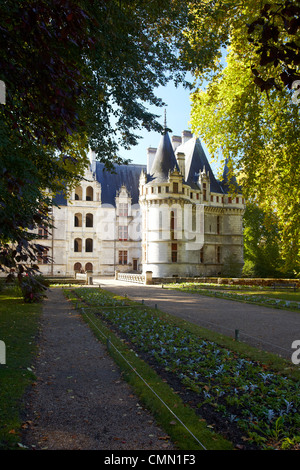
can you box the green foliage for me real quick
[221,253,243,278]
[0,0,193,275]
[19,274,49,303]
[0,286,41,449]
[186,0,300,271]
[242,202,285,278]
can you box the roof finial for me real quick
[164,108,167,134]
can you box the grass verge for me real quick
[0,285,41,449]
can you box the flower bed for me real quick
[73,288,300,450]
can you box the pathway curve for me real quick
[94,277,300,361]
[22,287,174,450]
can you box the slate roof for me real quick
[52,132,239,208]
[91,161,146,205]
[52,190,68,206]
[148,132,180,182]
[175,136,224,194]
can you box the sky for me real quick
[116,79,222,176]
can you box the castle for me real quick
[35,129,245,279]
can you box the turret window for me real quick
[170,210,177,240]
[171,243,178,263]
[217,216,220,234]
[217,246,221,263]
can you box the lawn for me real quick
[0,284,41,449]
[69,287,300,450]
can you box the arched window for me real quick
[85,262,93,272]
[74,238,82,252]
[74,213,82,227]
[74,262,82,272]
[75,186,82,200]
[86,213,93,227]
[86,186,93,201]
[85,238,93,252]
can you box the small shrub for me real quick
[19,274,49,303]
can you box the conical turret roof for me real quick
[149,131,179,182]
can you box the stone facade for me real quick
[34,130,245,278]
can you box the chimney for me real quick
[147,147,157,173]
[171,135,182,152]
[181,130,193,144]
[176,151,185,179]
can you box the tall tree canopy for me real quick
[242,202,284,278]
[186,0,300,272]
[0,0,193,286]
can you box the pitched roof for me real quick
[91,161,146,205]
[175,136,224,193]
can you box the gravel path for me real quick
[21,288,174,450]
[95,278,300,360]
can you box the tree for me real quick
[185,0,300,271]
[0,0,194,296]
[247,0,300,92]
[242,202,285,278]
